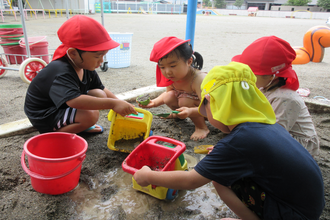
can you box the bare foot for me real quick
[82,124,104,134]
[190,127,210,141]
[89,125,103,133]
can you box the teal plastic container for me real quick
[95,2,111,13]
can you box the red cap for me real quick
[232,36,299,91]
[52,15,120,61]
[150,36,190,87]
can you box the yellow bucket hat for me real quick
[198,62,276,126]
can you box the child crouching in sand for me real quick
[139,36,209,141]
[24,15,137,134]
[232,36,320,157]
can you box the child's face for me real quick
[76,50,108,71]
[204,95,231,133]
[158,51,193,82]
[255,74,277,89]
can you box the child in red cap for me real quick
[139,36,209,140]
[24,15,137,134]
[232,35,320,157]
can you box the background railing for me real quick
[109,2,184,14]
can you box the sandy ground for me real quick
[0,13,330,219]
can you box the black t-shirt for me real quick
[195,122,324,219]
[24,57,104,124]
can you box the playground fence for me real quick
[110,2,184,14]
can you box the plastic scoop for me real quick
[153,110,180,118]
[194,145,213,154]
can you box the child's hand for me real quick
[207,146,214,154]
[133,166,152,187]
[175,107,191,119]
[138,100,156,108]
[113,100,137,116]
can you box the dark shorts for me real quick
[231,178,310,220]
[231,178,266,219]
[29,107,77,133]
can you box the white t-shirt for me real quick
[262,87,320,156]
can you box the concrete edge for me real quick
[0,84,165,138]
[1,87,329,139]
[302,97,330,113]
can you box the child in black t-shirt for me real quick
[24,15,137,134]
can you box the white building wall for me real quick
[25,0,87,11]
[27,0,54,9]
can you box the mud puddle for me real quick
[69,154,230,219]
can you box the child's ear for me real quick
[205,94,211,101]
[187,57,193,66]
[67,48,77,58]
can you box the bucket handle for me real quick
[19,36,47,47]
[0,30,17,35]
[21,150,86,180]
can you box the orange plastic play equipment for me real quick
[293,26,330,64]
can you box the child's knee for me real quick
[89,110,100,122]
[212,181,228,191]
[77,110,99,125]
[84,110,99,127]
[212,181,235,202]
[178,97,198,108]
[87,89,107,98]
[163,90,178,108]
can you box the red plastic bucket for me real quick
[0,34,24,39]
[122,136,186,174]
[0,24,23,37]
[19,36,49,63]
[21,132,88,195]
[0,28,23,36]
[0,36,23,44]
[0,39,20,44]
[1,44,26,64]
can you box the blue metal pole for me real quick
[185,0,197,49]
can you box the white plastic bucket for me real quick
[106,33,133,68]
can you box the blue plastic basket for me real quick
[106,33,133,68]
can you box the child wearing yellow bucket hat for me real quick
[133,62,324,220]
[24,15,137,134]
[232,35,319,157]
